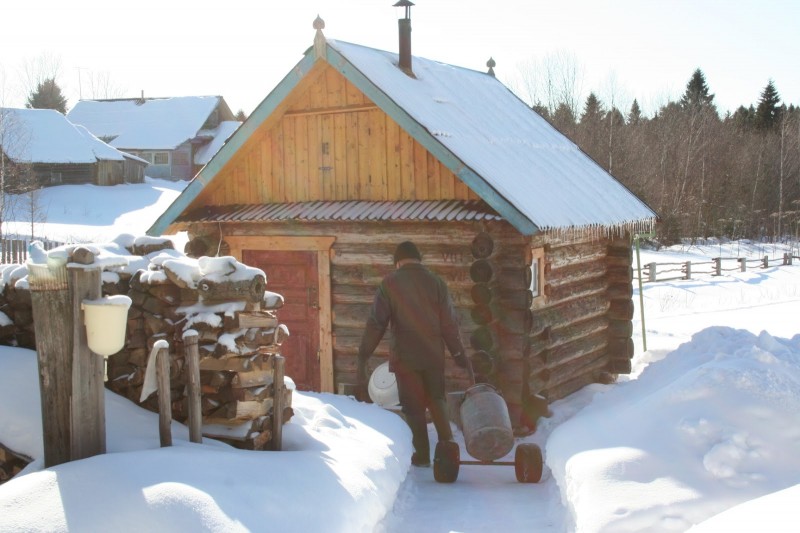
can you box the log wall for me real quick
[187,221,636,432]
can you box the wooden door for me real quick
[243,249,320,391]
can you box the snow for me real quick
[0,107,128,164]
[67,96,229,151]
[326,40,656,232]
[1,181,800,532]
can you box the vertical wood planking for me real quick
[333,113,347,199]
[369,110,387,200]
[307,115,321,200]
[387,120,401,199]
[427,151,440,198]
[284,118,297,202]
[399,130,415,198]
[357,111,371,199]
[296,116,309,201]
[321,114,335,200]
[345,113,360,197]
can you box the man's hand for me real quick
[453,352,468,369]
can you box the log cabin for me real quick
[0,107,147,187]
[147,15,657,429]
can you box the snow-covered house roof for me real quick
[67,96,234,151]
[148,32,656,236]
[0,107,138,164]
[194,121,241,166]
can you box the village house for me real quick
[0,107,147,188]
[67,95,240,180]
[147,15,656,430]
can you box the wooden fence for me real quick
[1,238,67,265]
[641,253,797,283]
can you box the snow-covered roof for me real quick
[0,107,135,164]
[194,121,241,165]
[148,34,656,236]
[67,96,226,151]
[327,40,656,233]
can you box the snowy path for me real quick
[378,425,566,532]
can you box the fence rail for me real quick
[641,253,797,283]
[1,238,67,265]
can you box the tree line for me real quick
[531,69,799,245]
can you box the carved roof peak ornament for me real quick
[313,16,326,58]
[487,57,496,77]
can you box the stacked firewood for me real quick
[107,249,292,450]
[0,237,292,452]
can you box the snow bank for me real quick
[546,327,800,532]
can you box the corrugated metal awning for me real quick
[177,199,503,224]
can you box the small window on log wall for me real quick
[530,247,545,300]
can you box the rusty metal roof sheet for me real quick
[178,200,502,224]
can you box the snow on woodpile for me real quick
[0,235,291,451]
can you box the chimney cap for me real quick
[393,0,414,18]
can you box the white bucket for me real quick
[82,295,132,357]
[368,361,400,407]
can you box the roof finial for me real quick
[313,15,326,58]
[487,57,496,77]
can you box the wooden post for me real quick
[27,258,73,467]
[156,346,172,447]
[714,258,722,276]
[739,257,747,272]
[762,255,769,268]
[271,355,285,451]
[785,253,792,265]
[647,262,657,282]
[68,248,105,460]
[183,332,203,444]
[684,261,692,280]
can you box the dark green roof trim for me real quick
[147,53,318,236]
[325,45,539,236]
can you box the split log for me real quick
[544,277,608,305]
[199,355,255,372]
[538,333,607,368]
[225,311,278,330]
[197,275,266,303]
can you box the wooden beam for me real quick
[284,103,379,117]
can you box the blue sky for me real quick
[1,0,798,117]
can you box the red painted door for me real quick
[243,250,320,391]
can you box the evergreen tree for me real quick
[580,92,605,124]
[531,101,549,120]
[731,105,755,130]
[25,78,68,113]
[235,109,248,122]
[550,102,576,135]
[680,68,715,110]
[755,79,781,130]
[628,99,643,125]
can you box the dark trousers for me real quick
[394,364,453,458]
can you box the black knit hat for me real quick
[393,241,422,264]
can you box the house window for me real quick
[530,247,545,303]
[153,152,169,165]
[50,171,62,185]
[138,152,154,164]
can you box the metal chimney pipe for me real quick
[394,0,414,76]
